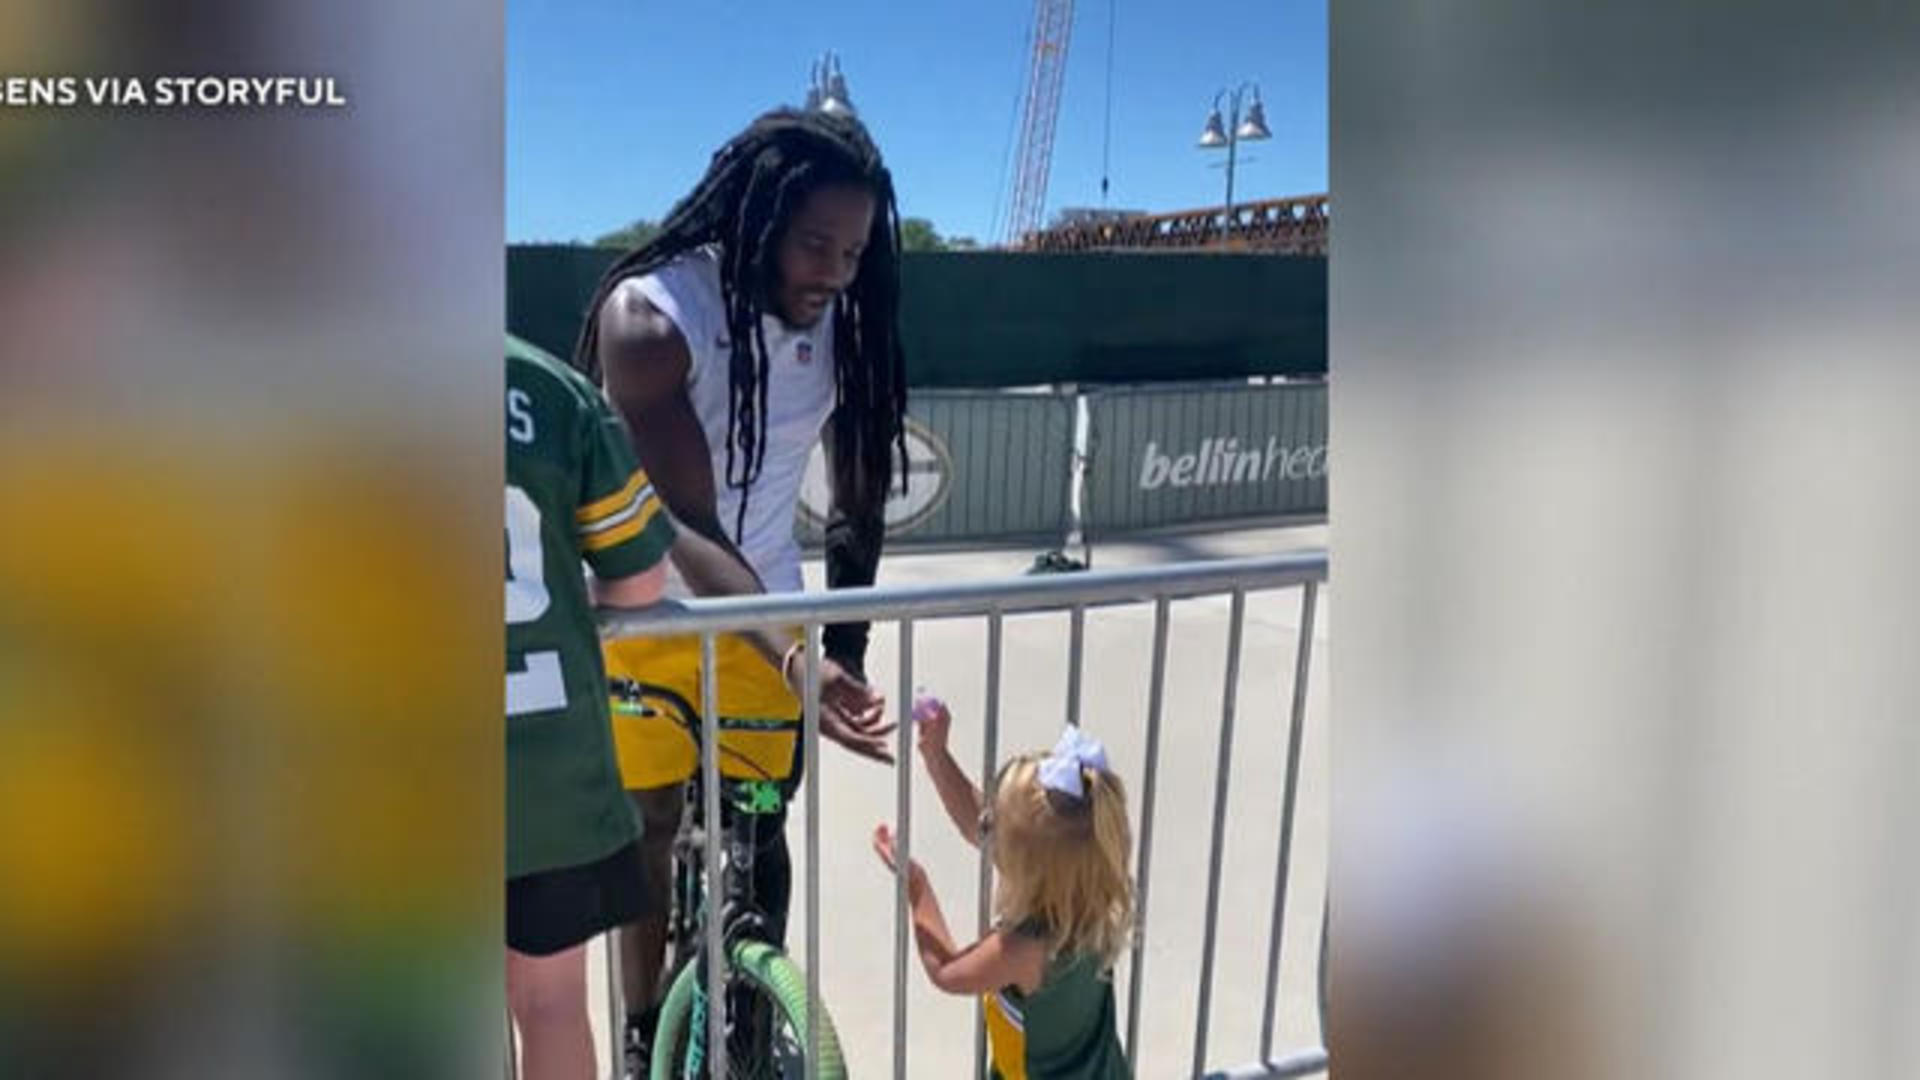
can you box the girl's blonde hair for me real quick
[988,750,1135,972]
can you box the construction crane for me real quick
[1001,0,1076,247]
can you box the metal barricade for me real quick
[504,551,1329,1079]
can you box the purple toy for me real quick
[911,687,944,726]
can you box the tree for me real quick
[899,217,944,252]
[594,218,661,249]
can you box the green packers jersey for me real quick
[985,921,1130,1080]
[506,335,674,879]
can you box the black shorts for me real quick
[507,839,647,956]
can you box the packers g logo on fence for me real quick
[797,417,952,538]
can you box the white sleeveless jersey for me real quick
[634,246,835,595]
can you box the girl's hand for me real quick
[912,691,951,759]
[871,824,929,903]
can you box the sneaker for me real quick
[622,1014,652,1080]
[1026,549,1087,575]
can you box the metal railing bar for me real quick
[1200,1047,1330,1080]
[1317,895,1329,1049]
[599,553,1327,638]
[505,1007,517,1080]
[604,930,622,1076]
[975,609,1004,1078]
[804,625,823,1080]
[1261,582,1318,1059]
[700,632,726,1078]
[893,619,915,1078]
[1067,603,1086,727]
[1192,589,1248,1076]
[549,555,1334,1080]
[1124,595,1172,1067]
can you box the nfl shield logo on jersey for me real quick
[796,340,813,365]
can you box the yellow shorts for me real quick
[603,632,801,790]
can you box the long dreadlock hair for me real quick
[571,108,908,543]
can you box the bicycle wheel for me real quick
[650,940,846,1080]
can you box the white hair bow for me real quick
[1037,725,1109,799]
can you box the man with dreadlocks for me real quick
[571,107,908,1074]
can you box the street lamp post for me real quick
[1197,82,1272,236]
[806,51,856,117]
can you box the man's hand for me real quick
[785,652,895,764]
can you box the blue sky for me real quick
[508,0,1326,244]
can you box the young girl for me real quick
[872,694,1135,1079]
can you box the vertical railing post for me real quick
[1192,590,1247,1077]
[893,619,915,1079]
[700,633,726,1078]
[975,609,1004,1078]
[505,1008,518,1080]
[1067,603,1086,727]
[604,931,622,1074]
[1261,583,1319,1060]
[804,625,823,1080]
[1317,895,1329,1048]
[1125,596,1173,1067]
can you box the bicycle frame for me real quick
[658,737,795,1078]
[667,769,783,978]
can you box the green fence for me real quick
[793,390,1076,551]
[1084,382,1328,538]
[507,245,1326,387]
